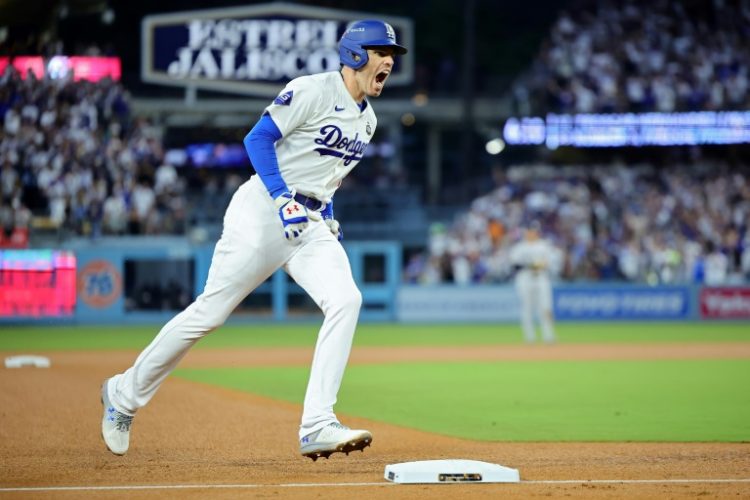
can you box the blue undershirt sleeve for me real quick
[243,113,288,199]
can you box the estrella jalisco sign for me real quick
[141,2,414,96]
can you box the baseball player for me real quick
[509,221,558,343]
[100,20,407,461]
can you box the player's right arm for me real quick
[243,77,322,198]
[243,92,317,242]
[243,78,325,242]
[509,242,524,270]
[243,113,288,199]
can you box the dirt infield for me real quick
[1,343,749,499]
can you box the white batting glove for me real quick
[324,218,343,241]
[319,200,342,241]
[274,191,320,242]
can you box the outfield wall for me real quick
[1,241,749,323]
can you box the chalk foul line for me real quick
[2,478,750,492]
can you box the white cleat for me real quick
[300,422,372,461]
[100,379,133,455]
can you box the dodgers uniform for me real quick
[509,235,557,343]
[106,71,376,439]
[102,18,406,460]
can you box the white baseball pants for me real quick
[515,270,556,343]
[107,176,362,439]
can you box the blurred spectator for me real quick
[515,0,750,114]
[704,240,729,285]
[414,161,750,285]
[0,62,186,242]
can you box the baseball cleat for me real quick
[100,379,134,455]
[300,422,372,461]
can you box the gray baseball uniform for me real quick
[509,235,557,343]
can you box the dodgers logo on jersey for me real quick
[314,125,368,166]
[274,90,293,106]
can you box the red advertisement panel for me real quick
[0,250,76,318]
[68,56,121,81]
[11,56,45,79]
[699,287,750,319]
[0,56,121,82]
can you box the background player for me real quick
[100,19,407,461]
[509,221,559,343]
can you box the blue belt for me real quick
[293,193,323,211]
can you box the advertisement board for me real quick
[0,56,121,82]
[503,111,750,148]
[397,285,521,322]
[699,287,750,319]
[141,3,413,96]
[0,250,76,318]
[554,286,690,320]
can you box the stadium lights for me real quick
[485,138,505,155]
[412,92,429,107]
[401,113,416,126]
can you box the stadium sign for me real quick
[397,285,521,322]
[553,286,690,320]
[141,3,414,96]
[77,260,122,309]
[700,287,750,319]
[503,111,750,148]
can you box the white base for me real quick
[4,355,51,368]
[385,459,520,484]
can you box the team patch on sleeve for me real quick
[274,90,294,106]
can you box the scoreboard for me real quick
[0,250,76,318]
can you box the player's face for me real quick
[356,48,396,97]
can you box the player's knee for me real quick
[188,298,230,334]
[327,287,362,316]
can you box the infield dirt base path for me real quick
[1,343,749,499]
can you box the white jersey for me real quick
[265,71,377,201]
[509,237,558,343]
[509,239,556,276]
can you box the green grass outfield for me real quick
[2,322,749,442]
[176,359,750,442]
[1,321,749,350]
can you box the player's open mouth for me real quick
[375,70,390,86]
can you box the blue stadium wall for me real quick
[3,240,749,323]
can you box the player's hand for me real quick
[324,218,343,241]
[531,261,547,271]
[320,201,342,241]
[274,191,319,242]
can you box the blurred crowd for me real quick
[0,65,187,244]
[514,0,750,114]
[406,162,750,285]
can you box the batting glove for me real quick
[325,218,343,241]
[320,201,343,241]
[274,191,319,242]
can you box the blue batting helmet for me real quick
[339,20,408,70]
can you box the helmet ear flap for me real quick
[340,39,368,70]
